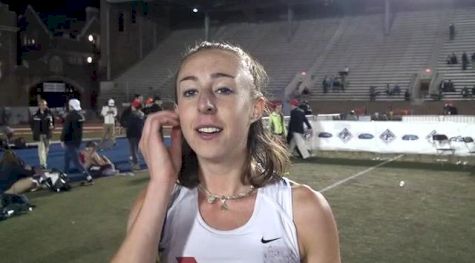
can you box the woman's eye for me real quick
[216,87,233,95]
[183,89,198,97]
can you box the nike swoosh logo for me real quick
[261,237,281,244]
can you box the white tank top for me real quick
[159,178,300,263]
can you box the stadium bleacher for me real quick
[435,8,475,100]
[306,9,460,101]
[101,7,475,105]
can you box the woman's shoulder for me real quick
[291,182,341,262]
[289,180,333,218]
[290,182,328,219]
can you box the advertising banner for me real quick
[310,121,475,156]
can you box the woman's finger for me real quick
[140,112,179,148]
[139,112,181,171]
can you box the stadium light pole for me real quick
[384,0,391,35]
[287,4,294,40]
[192,7,210,41]
[204,11,210,41]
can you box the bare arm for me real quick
[111,179,175,262]
[126,188,146,231]
[293,185,341,263]
[111,111,182,263]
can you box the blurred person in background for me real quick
[0,150,40,195]
[268,101,287,143]
[125,99,145,171]
[60,99,93,185]
[31,99,55,169]
[101,98,118,147]
[80,141,119,178]
[287,98,313,159]
[143,97,154,116]
[148,96,163,114]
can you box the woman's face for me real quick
[176,49,260,162]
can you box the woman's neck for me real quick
[197,155,249,196]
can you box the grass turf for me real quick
[0,175,148,263]
[1,158,474,262]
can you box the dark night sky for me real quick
[2,0,100,19]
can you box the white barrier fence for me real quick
[309,120,475,156]
[402,115,475,123]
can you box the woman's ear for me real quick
[251,97,265,123]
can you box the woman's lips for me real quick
[195,126,223,140]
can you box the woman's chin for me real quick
[194,149,225,162]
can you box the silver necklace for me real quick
[198,184,255,210]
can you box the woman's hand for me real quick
[139,111,182,185]
[112,111,182,263]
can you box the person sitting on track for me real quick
[80,141,118,178]
[0,150,40,195]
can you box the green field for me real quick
[1,157,474,263]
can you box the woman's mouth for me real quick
[196,126,223,140]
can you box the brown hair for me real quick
[175,41,290,188]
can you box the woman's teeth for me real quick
[198,127,222,134]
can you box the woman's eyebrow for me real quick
[179,75,198,83]
[179,72,235,83]
[211,72,235,79]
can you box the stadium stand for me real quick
[101,7,475,105]
[107,28,205,103]
[306,9,453,101]
[103,18,342,104]
[214,18,342,99]
[435,8,475,100]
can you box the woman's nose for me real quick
[198,91,216,114]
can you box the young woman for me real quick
[112,42,341,263]
[80,141,118,178]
